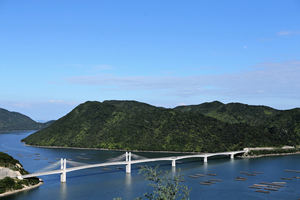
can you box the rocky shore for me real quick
[0,180,43,197]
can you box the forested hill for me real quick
[0,152,40,194]
[22,100,300,153]
[174,101,282,126]
[0,108,54,131]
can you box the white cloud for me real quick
[277,30,300,36]
[49,100,63,103]
[64,60,300,100]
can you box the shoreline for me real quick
[22,143,199,154]
[22,143,300,157]
[240,151,300,158]
[0,180,43,197]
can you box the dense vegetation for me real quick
[0,108,54,131]
[114,165,191,200]
[174,101,281,126]
[21,100,300,153]
[247,148,300,156]
[0,152,39,194]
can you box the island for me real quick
[21,100,300,154]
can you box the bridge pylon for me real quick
[126,152,131,174]
[60,158,66,183]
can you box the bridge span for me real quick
[18,150,247,182]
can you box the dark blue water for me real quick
[1,130,299,200]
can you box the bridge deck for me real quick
[20,150,247,179]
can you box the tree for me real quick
[135,165,191,200]
[114,165,191,200]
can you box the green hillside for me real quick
[174,102,281,126]
[22,100,300,153]
[0,108,54,131]
[0,152,40,194]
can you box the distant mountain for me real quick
[22,100,300,153]
[174,101,281,126]
[0,108,54,131]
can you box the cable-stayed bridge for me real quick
[17,150,247,182]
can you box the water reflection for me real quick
[125,173,132,186]
[60,183,68,200]
[171,166,176,174]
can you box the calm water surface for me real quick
[0,130,299,200]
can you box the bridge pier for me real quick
[230,154,234,159]
[204,156,207,163]
[172,159,176,167]
[60,158,66,183]
[126,152,132,174]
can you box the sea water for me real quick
[0,130,299,200]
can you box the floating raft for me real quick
[273,182,286,184]
[253,184,267,187]
[235,178,247,181]
[255,190,270,194]
[253,171,263,174]
[267,185,281,189]
[235,177,247,181]
[280,177,293,180]
[199,182,212,185]
[260,182,285,187]
[210,179,222,182]
[195,174,206,177]
[285,169,300,173]
[293,176,300,179]
[264,187,278,191]
[239,171,249,174]
[188,175,199,178]
[102,168,111,171]
[246,173,257,176]
[199,181,215,185]
[207,173,217,176]
[249,186,262,189]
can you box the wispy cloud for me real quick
[64,60,300,100]
[277,30,300,36]
[92,65,114,71]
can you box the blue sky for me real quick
[1,0,300,121]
